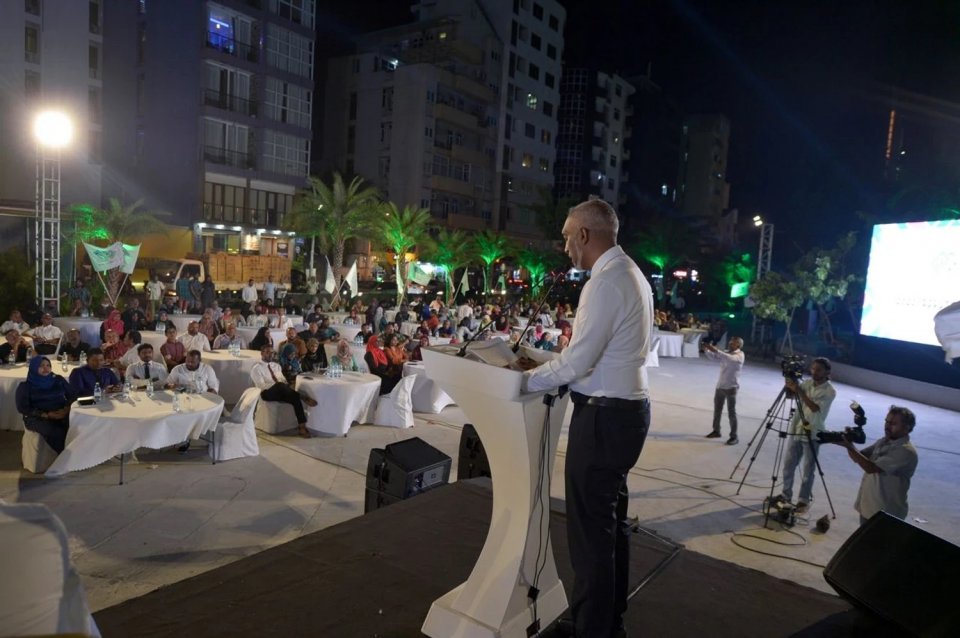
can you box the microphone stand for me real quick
[456,318,497,357]
[512,275,562,354]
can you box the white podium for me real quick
[421,342,570,638]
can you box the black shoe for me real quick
[726,436,739,445]
[177,441,190,453]
[705,431,721,438]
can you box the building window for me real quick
[351,58,360,73]
[25,0,40,16]
[88,87,101,124]
[530,33,541,50]
[89,130,102,164]
[533,3,543,19]
[261,130,310,177]
[348,92,357,119]
[425,127,433,138]
[529,63,539,81]
[203,117,251,168]
[264,78,311,128]
[545,73,555,89]
[540,129,551,144]
[266,26,313,79]
[539,157,549,172]
[615,84,622,97]
[610,155,617,167]
[204,182,246,223]
[270,0,315,28]
[24,23,40,63]
[88,45,100,79]
[521,153,532,168]
[548,14,559,30]
[24,70,40,101]
[137,23,146,65]
[525,122,535,138]
[89,0,101,35]
[250,188,293,227]
[381,86,393,112]
[614,108,621,121]
[608,178,616,190]
[543,101,553,116]
[525,93,538,110]
[547,44,557,60]
[511,20,518,46]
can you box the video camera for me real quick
[763,493,797,527]
[817,401,868,445]
[780,354,805,382]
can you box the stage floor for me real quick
[93,480,893,637]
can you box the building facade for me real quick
[102,0,315,256]
[677,113,735,246]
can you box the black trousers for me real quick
[23,416,69,454]
[565,401,651,638]
[260,383,307,425]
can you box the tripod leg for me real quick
[805,432,837,519]
[730,387,788,480]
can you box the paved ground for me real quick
[2,356,958,612]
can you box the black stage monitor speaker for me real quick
[365,437,452,513]
[823,511,960,637]
[457,423,491,480]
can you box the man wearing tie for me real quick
[250,344,315,439]
[126,344,168,384]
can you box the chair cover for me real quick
[682,333,702,358]
[253,395,300,434]
[210,386,261,461]
[22,429,58,474]
[374,374,416,428]
[0,502,101,637]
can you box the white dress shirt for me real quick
[167,362,219,392]
[250,360,284,390]
[248,314,268,328]
[146,280,164,301]
[705,348,745,389]
[1,320,30,334]
[118,348,141,370]
[524,245,653,400]
[31,324,63,343]
[178,332,211,353]
[457,304,473,321]
[126,359,169,383]
[242,284,259,304]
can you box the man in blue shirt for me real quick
[68,349,121,395]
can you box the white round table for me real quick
[169,314,203,334]
[402,361,455,414]
[202,350,259,404]
[52,317,103,347]
[45,390,224,477]
[0,362,80,431]
[294,371,380,436]
[653,331,684,357]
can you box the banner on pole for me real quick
[345,260,359,293]
[323,255,336,294]
[460,268,470,294]
[83,242,141,274]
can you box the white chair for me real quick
[645,337,660,368]
[0,503,102,637]
[21,429,58,474]
[207,386,260,462]
[253,395,300,434]
[374,374,416,428]
[682,333,702,358]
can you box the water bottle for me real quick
[94,382,102,403]
[26,345,34,360]
[7,351,15,365]
[194,375,203,395]
[146,378,154,398]
[333,359,342,379]
[80,351,87,366]
[122,380,131,399]
[172,392,181,413]
[60,354,68,373]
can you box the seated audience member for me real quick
[178,321,212,353]
[60,329,91,362]
[152,310,175,333]
[410,334,431,362]
[30,313,63,355]
[0,329,30,363]
[278,326,307,358]
[426,310,441,333]
[554,334,570,352]
[209,301,224,323]
[332,338,360,372]
[100,329,128,366]
[166,350,219,393]
[198,311,220,344]
[395,304,410,324]
[125,343,168,384]
[249,326,273,351]
[115,331,143,377]
[99,309,125,342]
[121,299,147,334]
[1,310,30,335]
[301,338,328,373]
[250,344,315,438]
[318,318,339,343]
[16,356,77,454]
[219,307,237,329]
[68,349,121,395]
[364,335,401,395]
[248,306,269,328]
[279,343,302,383]
[160,326,186,370]
[437,319,454,338]
[359,323,374,343]
[212,323,246,350]
[383,333,407,368]
[298,321,323,344]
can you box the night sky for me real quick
[318,0,960,259]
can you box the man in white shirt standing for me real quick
[249,344,315,438]
[241,278,259,315]
[523,199,653,638]
[30,313,63,355]
[126,343,168,384]
[262,275,277,306]
[178,321,211,352]
[146,274,164,320]
[703,336,745,445]
[166,350,219,393]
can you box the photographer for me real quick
[779,357,836,513]
[835,406,919,525]
[702,336,744,445]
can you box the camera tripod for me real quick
[730,383,836,527]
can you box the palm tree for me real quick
[517,247,562,298]
[295,172,381,289]
[424,228,475,300]
[69,198,169,304]
[376,202,434,304]
[285,197,329,276]
[472,230,513,293]
[524,185,577,239]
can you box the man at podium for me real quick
[523,199,654,638]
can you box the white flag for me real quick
[345,260,359,294]
[460,268,470,293]
[323,255,336,294]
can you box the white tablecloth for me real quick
[0,363,80,431]
[654,331,684,357]
[169,314,203,334]
[294,372,380,436]
[46,391,224,477]
[402,361,454,414]
[52,317,102,347]
[202,350,259,404]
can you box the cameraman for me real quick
[779,357,836,513]
[836,406,919,525]
[702,336,744,445]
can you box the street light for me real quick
[33,109,73,313]
[752,214,763,227]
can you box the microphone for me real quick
[513,272,564,354]
[456,317,496,357]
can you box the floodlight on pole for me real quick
[750,221,775,344]
[34,109,73,313]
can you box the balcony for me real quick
[205,31,259,63]
[204,89,258,117]
[204,145,254,169]
[434,103,477,130]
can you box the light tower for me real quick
[33,110,73,312]
[750,215,774,343]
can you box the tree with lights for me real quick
[424,228,475,301]
[472,230,513,294]
[516,247,562,298]
[375,202,434,305]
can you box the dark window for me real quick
[525,122,535,138]
[547,44,556,60]
[615,84,622,97]
[137,24,146,65]
[89,0,101,34]
[88,45,99,79]
[533,3,543,19]
[543,101,553,116]
[545,72,555,89]
[614,108,621,121]
[347,124,355,153]
[25,0,40,16]
[24,24,39,63]
[529,63,539,81]
[610,155,617,167]
[509,51,516,78]
[513,0,519,14]
[511,20,517,46]
[88,87,101,124]
[348,92,357,120]
[548,14,559,30]
[89,130,102,163]
[531,33,541,50]
[24,70,40,100]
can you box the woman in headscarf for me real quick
[334,338,360,371]
[300,337,328,373]
[364,335,400,395]
[249,326,273,351]
[279,342,302,383]
[15,356,77,454]
[153,310,174,332]
[99,309,125,341]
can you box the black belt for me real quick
[570,391,649,411]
